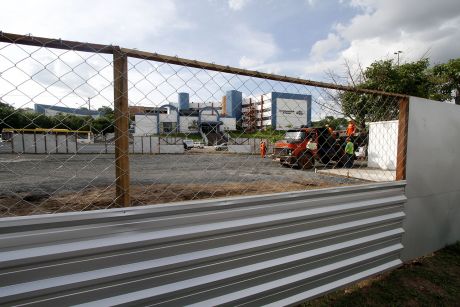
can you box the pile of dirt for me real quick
[0,180,332,217]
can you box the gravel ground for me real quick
[0,152,364,216]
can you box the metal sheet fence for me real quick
[0,181,406,306]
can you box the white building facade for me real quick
[241,92,311,130]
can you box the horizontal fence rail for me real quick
[0,182,406,306]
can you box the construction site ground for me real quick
[0,152,368,216]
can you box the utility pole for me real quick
[87,97,91,110]
[394,50,402,66]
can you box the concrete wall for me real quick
[227,145,252,153]
[179,116,198,133]
[402,97,460,260]
[134,114,157,136]
[200,114,218,122]
[220,117,236,131]
[368,120,398,170]
[133,136,160,154]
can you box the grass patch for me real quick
[303,242,460,306]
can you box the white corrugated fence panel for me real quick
[0,182,406,306]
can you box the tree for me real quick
[0,102,16,132]
[91,117,114,135]
[339,58,438,126]
[432,58,460,105]
[313,116,348,130]
[98,106,114,117]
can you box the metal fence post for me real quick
[113,47,130,207]
[396,97,409,180]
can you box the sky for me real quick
[1,0,460,109]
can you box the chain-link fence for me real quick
[0,32,408,217]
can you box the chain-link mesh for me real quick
[0,33,407,217]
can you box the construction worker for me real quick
[260,140,267,158]
[346,120,356,136]
[345,137,354,168]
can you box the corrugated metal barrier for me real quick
[0,182,406,306]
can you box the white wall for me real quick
[159,111,177,123]
[367,120,398,170]
[275,98,309,130]
[200,114,218,122]
[179,116,199,133]
[402,97,460,261]
[133,136,159,154]
[220,117,236,131]
[134,114,157,136]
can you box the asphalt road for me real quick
[0,152,362,196]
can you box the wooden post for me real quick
[113,47,130,207]
[396,97,409,180]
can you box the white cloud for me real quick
[310,33,344,60]
[228,0,250,11]
[0,0,190,46]
[301,0,460,80]
[232,26,279,68]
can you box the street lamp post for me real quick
[394,51,402,66]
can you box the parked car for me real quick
[214,143,228,151]
[193,141,205,149]
[183,139,194,150]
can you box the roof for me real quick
[34,104,101,117]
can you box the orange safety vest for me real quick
[346,123,355,136]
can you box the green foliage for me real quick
[340,58,460,125]
[0,102,114,134]
[91,117,114,135]
[312,116,348,130]
[98,106,115,117]
[431,58,460,105]
[363,59,434,96]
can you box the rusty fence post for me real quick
[113,47,130,206]
[396,97,409,180]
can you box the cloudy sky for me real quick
[2,0,459,79]
[1,0,460,110]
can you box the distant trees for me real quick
[0,102,114,135]
[313,116,348,130]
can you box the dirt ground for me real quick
[0,180,334,217]
[0,153,363,217]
